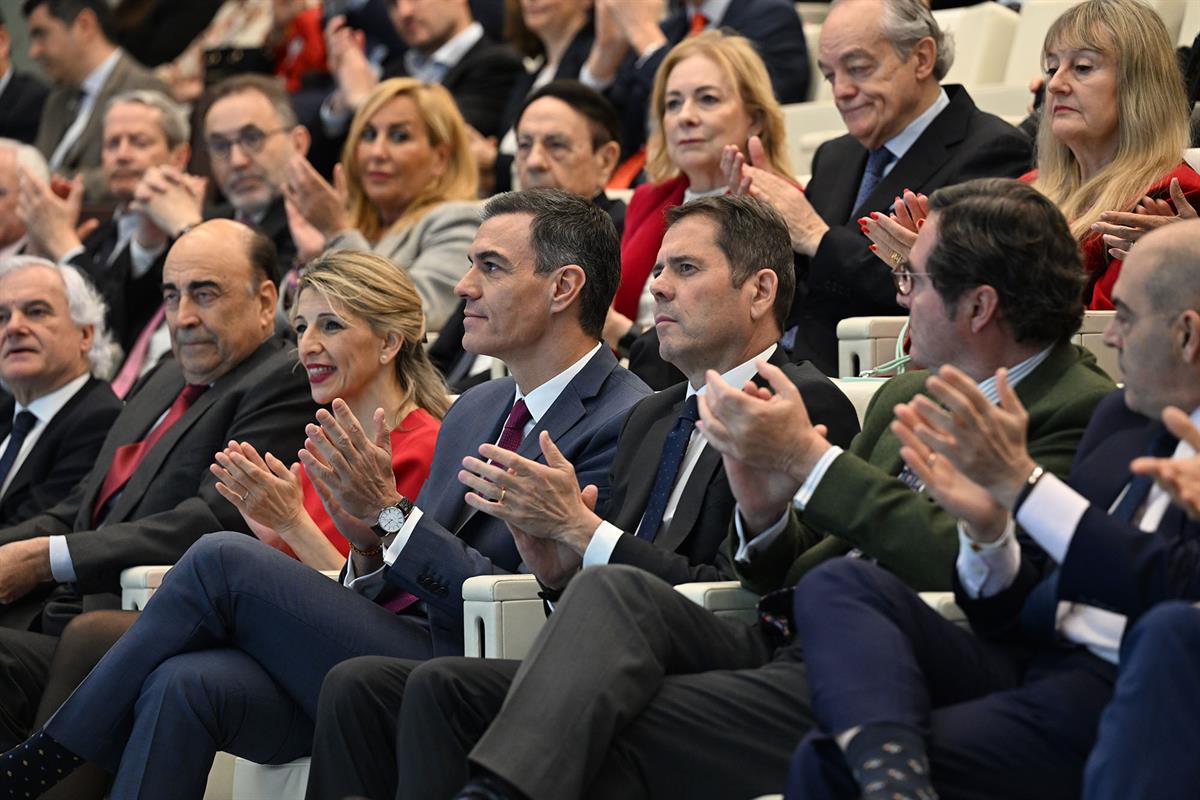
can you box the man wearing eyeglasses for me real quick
[130,75,309,274]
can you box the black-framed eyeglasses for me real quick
[205,127,288,161]
[890,261,933,296]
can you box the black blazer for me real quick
[383,34,524,138]
[68,219,167,356]
[789,84,1034,374]
[0,338,319,606]
[0,377,122,528]
[604,347,860,585]
[0,71,49,144]
[955,390,1200,644]
[608,0,809,157]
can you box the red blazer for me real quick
[1021,163,1200,309]
[614,175,689,320]
[297,407,440,557]
[274,7,328,93]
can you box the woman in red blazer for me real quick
[605,31,793,348]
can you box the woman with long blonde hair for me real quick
[284,78,481,328]
[607,30,790,356]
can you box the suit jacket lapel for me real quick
[812,142,868,225]
[64,54,128,169]
[450,391,511,535]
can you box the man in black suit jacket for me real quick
[0,12,48,145]
[581,0,810,157]
[784,219,1200,800]
[0,219,318,749]
[319,0,521,148]
[0,258,121,528]
[18,89,190,371]
[729,0,1032,374]
[303,195,860,800]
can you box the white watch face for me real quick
[378,505,406,533]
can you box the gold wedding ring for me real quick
[889,251,903,267]
[926,453,937,467]
[498,487,507,504]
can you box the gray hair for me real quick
[872,0,955,81]
[106,89,191,149]
[0,138,49,183]
[0,256,119,379]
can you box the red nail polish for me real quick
[870,212,880,219]
[869,244,877,251]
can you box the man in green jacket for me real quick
[723,185,1116,593]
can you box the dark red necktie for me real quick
[92,384,207,524]
[495,399,532,453]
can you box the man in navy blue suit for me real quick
[0,189,650,800]
[785,218,1200,800]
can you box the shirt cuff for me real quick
[578,63,615,92]
[57,245,86,267]
[48,535,76,583]
[955,517,1019,599]
[129,237,165,278]
[792,446,844,511]
[734,506,791,563]
[582,521,624,568]
[1015,473,1088,564]
[635,42,666,67]
[342,506,423,593]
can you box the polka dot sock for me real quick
[0,729,82,797]
[845,723,939,800]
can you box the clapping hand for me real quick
[211,441,305,549]
[861,190,927,270]
[283,157,350,242]
[1093,178,1198,260]
[1131,406,1200,521]
[297,401,398,524]
[721,136,828,255]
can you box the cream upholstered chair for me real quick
[933,2,1020,87]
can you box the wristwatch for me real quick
[372,497,415,538]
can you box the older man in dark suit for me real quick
[24,0,166,202]
[0,219,318,749]
[0,190,648,800]
[728,0,1032,375]
[0,258,121,527]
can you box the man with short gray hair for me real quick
[0,256,121,527]
[728,0,1033,375]
[16,88,189,382]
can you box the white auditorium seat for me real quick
[966,83,1038,121]
[933,2,1020,86]
[831,377,888,427]
[804,22,828,101]
[836,316,907,378]
[1179,0,1200,47]
[1003,1,1084,86]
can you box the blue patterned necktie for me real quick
[852,147,895,214]
[634,395,701,543]
[1112,426,1179,522]
[0,411,37,491]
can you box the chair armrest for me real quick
[318,570,340,581]
[120,565,173,611]
[675,580,760,625]
[919,591,966,625]
[462,574,546,660]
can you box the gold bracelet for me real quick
[348,540,382,558]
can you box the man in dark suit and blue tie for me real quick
[0,189,649,800]
[785,218,1200,799]
[0,258,121,527]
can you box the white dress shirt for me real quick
[956,405,1200,665]
[345,343,604,591]
[583,344,777,568]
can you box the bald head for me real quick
[1133,219,1200,315]
[162,219,278,384]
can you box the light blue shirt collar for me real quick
[403,22,484,84]
[880,88,950,175]
[976,346,1053,405]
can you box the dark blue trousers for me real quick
[785,558,1117,800]
[1084,601,1200,800]
[43,532,434,800]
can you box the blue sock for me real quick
[0,729,82,796]
[845,723,938,800]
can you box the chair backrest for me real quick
[805,23,829,101]
[1179,0,1200,47]
[782,101,846,174]
[934,2,1020,86]
[1004,0,1085,86]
